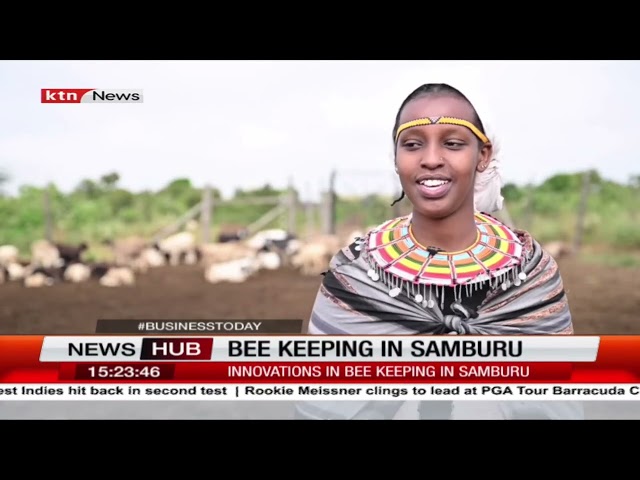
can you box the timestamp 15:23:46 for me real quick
[73,364,175,380]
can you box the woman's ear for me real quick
[391,150,399,174]
[476,142,493,173]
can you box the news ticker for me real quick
[0,335,639,386]
[94,319,303,334]
[2,383,640,401]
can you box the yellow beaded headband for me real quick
[395,116,489,144]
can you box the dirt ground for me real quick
[0,258,637,334]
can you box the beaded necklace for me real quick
[354,212,528,309]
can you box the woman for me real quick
[295,83,583,420]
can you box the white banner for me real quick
[38,335,601,362]
[0,383,639,400]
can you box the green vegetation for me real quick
[501,171,640,249]
[0,169,638,262]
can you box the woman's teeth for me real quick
[420,179,449,187]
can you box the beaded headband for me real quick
[395,116,489,144]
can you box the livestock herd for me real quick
[0,221,366,288]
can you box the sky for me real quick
[0,60,638,201]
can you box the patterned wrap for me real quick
[295,213,583,420]
[308,213,573,336]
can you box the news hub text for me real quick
[61,337,524,360]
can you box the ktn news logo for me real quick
[41,89,143,103]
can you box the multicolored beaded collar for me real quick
[395,116,489,144]
[354,212,528,307]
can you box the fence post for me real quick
[320,192,337,235]
[201,185,212,243]
[573,170,592,254]
[305,201,315,238]
[287,185,297,234]
[328,170,337,234]
[43,186,53,241]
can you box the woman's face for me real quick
[395,95,492,220]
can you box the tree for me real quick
[74,178,102,198]
[234,183,283,198]
[502,183,523,202]
[100,172,120,190]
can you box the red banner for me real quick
[53,361,571,383]
[1,335,640,383]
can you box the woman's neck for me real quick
[410,207,478,253]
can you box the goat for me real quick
[31,240,63,268]
[0,245,19,266]
[218,229,249,243]
[24,272,55,288]
[53,242,88,265]
[104,236,148,266]
[99,267,135,287]
[198,242,259,265]
[63,262,92,283]
[204,257,261,284]
[154,231,197,266]
[290,234,342,276]
[88,262,135,286]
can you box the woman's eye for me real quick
[403,141,420,149]
[444,141,464,148]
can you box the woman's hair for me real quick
[391,83,486,144]
[390,83,497,210]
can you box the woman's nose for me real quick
[419,147,445,169]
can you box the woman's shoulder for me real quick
[330,215,412,265]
